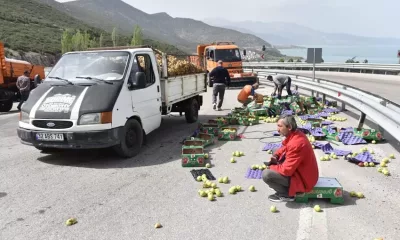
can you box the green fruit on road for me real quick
[235,185,242,191]
[206,163,211,168]
[223,177,229,184]
[196,176,202,181]
[230,158,236,163]
[211,183,217,189]
[356,192,364,198]
[249,185,256,192]
[389,154,395,159]
[270,205,277,213]
[229,187,236,194]
[349,191,356,197]
[218,177,223,183]
[314,205,321,212]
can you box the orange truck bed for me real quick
[0,41,45,112]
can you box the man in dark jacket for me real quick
[209,60,230,111]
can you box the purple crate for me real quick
[339,132,367,145]
[317,112,330,118]
[299,122,312,130]
[272,131,280,136]
[245,168,263,179]
[340,127,354,133]
[321,121,334,125]
[281,110,294,116]
[313,141,326,149]
[310,128,326,137]
[345,152,379,164]
[320,143,352,156]
[323,108,340,113]
[262,143,282,151]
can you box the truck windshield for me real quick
[47,51,130,81]
[215,49,241,62]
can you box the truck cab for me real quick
[196,41,258,87]
[17,46,206,158]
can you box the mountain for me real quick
[203,18,400,46]
[51,0,282,56]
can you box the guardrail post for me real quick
[378,100,386,136]
[311,90,315,97]
[357,112,366,130]
[322,94,326,106]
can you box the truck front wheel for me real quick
[185,98,199,123]
[113,118,143,158]
[0,99,13,112]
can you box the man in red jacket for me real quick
[262,115,319,202]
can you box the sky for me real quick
[56,0,399,38]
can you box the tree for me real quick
[131,25,143,46]
[288,58,294,62]
[99,33,104,47]
[296,59,302,62]
[278,58,285,62]
[112,27,117,47]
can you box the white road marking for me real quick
[296,150,328,240]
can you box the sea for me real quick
[278,45,400,64]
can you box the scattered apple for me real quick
[389,154,395,159]
[314,205,321,212]
[249,185,256,192]
[204,153,209,159]
[371,140,376,144]
[270,205,277,213]
[229,187,236,194]
[65,218,77,226]
[230,158,236,163]
[382,169,390,176]
[363,162,369,167]
[205,163,211,168]
[377,167,383,173]
[223,177,229,184]
[218,177,223,183]
[356,192,364,198]
[196,176,202,182]
[349,191,357,197]
[369,162,375,167]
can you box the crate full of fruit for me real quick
[208,117,229,127]
[182,140,204,150]
[249,108,267,116]
[218,127,238,141]
[198,123,220,136]
[238,116,259,126]
[185,133,216,147]
[182,147,206,167]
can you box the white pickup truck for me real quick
[17,46,207,157]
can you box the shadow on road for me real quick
[36,114,242,169]
[285,190,360,209]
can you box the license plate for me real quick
[36,133,64,141]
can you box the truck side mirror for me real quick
[128,72,146,90]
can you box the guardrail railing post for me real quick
[322,94,326,106]
[357,112,367,130]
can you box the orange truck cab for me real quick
[0,41,45,112]
[194,41,258,87]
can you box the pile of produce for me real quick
[155,54,204,77]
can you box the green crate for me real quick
[182,140,204,149]
[199,123,220,136]
[218,127,238,140]
[181,147,206,167]
[249,108,268,116]
[353,128,383,141]
[208,117,229,127]
[185,133,216,147]
[295,177,344,204]
[238,115,259,126]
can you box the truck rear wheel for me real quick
[113,118,143,158]
[0,99,13,112]
[185,98,199,123]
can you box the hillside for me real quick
[203,18,400,46]
[54,0,281,57]
[0,0,186,66]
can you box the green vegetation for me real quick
[0,0,186,57]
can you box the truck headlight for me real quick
[19,111,30,123]
[78,112,112,125]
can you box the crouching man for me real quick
[263,115,319,202]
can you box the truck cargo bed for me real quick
[160,73,207,107]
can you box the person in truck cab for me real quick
[209,60,231,111]
[237,83,259,107]
[262,115,319,202]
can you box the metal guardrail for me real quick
[243,62,400,74]
[244,69,400,143]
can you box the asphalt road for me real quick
[260,70,400,105]
[1,86,399,240]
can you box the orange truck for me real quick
[189,41,258,87]
[0,42,45,112]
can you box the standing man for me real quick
[262,115,319,202]
[16,70,31,111]
[267,74,293,99]
[209,60,230,111]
